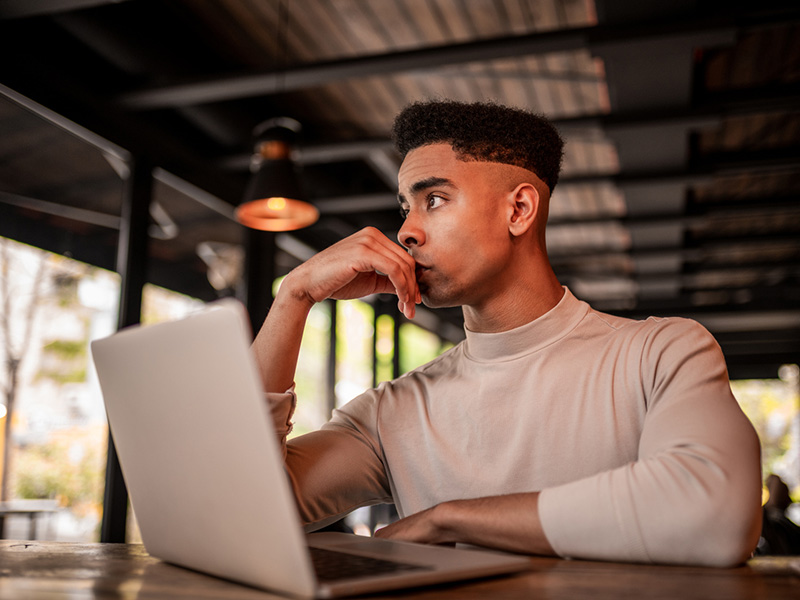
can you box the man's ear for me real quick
[508,183,540,237]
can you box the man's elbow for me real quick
[703,503,762,568]
[643,455,763,566]
[660,488,763,568]
[699,441,763,566]
[676,430,763,567]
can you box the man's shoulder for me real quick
[575,304,719,361]
[584,304,710,338]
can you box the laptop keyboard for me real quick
[309,546,430,582]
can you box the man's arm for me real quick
[252,227,419,394]
[251,228,419,526]
[375,493,556,556]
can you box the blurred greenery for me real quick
[401,322,450,374]
[37,322,90,385]
[292,302,333,437]
[4,257,202,540]
[35,368,87,385]
[375,313,395,384]
[731,376,799,497]
[42,340,86,358]
[13,426,106,518]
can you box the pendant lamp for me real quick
[236,117,319,232]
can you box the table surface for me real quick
[0,540,798,600]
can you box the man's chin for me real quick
[419,290,461,310]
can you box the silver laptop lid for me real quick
[91,300,317,598]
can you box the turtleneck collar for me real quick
[463,287,589,362]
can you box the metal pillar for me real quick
[101,156,152,543]
[371,303,379,389]
[391,301,401,379]
[242,228,276,335]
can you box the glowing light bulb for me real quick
[267,197,287,211]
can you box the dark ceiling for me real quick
[1,0,799,379]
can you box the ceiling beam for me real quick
[556,259,800,280]
[115,14,757,109]
[0,82,129,161]
[0,0,131,20]
[548,236,800,261]
[118,28,588,109]
[0,190,121,229]
[550,195,800,226]
[217,83,800,173]
[605,286,800,315]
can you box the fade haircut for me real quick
[392,100,564,193]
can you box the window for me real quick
[732,366,800,522]
[1,237,118,541]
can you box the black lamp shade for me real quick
[237,147,319,232]
[244,158,304,203]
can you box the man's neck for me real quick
[462,267,565,334]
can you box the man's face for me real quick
[396,143,517,309]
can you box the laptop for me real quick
[90,299,530,598]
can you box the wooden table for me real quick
[0,540,798,599]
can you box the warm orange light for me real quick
[267,197,287,211]
[236,197,319,232]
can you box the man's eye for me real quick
[428,195,445,209]
[399,206,409,219]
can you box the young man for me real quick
[252,101,762,567]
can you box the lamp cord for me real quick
[276,0,291,95]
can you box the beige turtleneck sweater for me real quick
[267,288,762,566]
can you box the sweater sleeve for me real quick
[538,319,763,566]
[265,387,393,531]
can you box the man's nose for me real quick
[397,212,425,249]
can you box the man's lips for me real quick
[414,263,430,282]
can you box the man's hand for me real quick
[374,505,450,545]
[281,227,420,319]
[252,227,420,393]
[374,493,556,556]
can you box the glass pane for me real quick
[291,301,332,436]
[335,300,374,408]
[375,313,395,384]
[731,368,800,525]
[1,236,119,541]
[142,283,204,324]
[400,322,450,374]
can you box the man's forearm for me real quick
[376,492,556,556]
[251,282,314,394]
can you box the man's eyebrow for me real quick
[398,177,454,205]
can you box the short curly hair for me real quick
[392,100,564,193]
